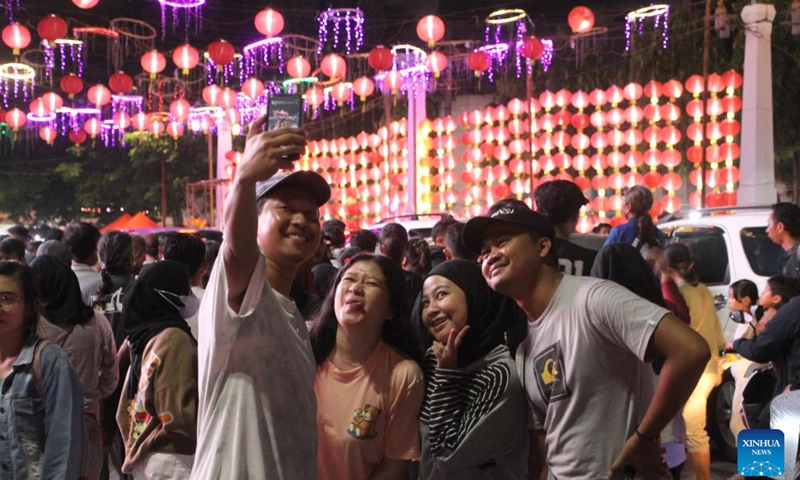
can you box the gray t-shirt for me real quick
[520,276,669,479]
[192,251,317,480]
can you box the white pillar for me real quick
[406,82,426,215]
[738,3,777,206]
[215,123,232,229]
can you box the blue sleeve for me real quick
[733,311,794,363]
[40,345,84,480]
[604,227,620,246]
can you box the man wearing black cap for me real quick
[533,180,596,276]
[192,118,329,480]
[462,201,710,480]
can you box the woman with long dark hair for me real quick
[416,260,528,479]
[31,255,118,480]
[310,254,424,480]
[604,186,666,254]
[0,260,84,479]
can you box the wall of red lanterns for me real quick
[291,71,743,232]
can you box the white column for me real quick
[215,123,232,229]
[738,4,777,206]
[406,81,426,215]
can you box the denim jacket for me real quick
[0,335,84,480]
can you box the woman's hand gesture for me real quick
[432,325,470,369]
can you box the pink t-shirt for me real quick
[315,341,424,480]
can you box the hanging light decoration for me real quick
[37,15,68,43]
[170,98,191,121]
[368,45,394,71]
[255,8,284,38]
[60,73,83,99]
[68,129,87,146]
[625,4,671,51]
[352,76,374,102]
[87,84,112,107]
[156,0,205,37]
[202,84,221,105]
[173,44,199,76]
[42,92,63,112]
[330,82,353,107]
[466,51,491,77]
[72,0,100,10]
[207,39,235,66]
[316,8,365,55]
[108,72,133,94]
[426,51,448,78]
[286,55,311,79]
[382,69,403,96]
[416,15,445,49]
[320,53,347,80]
[241,77,264,100]
[141,50,167,79]
[2,23,31,56]
[568,6,595,34]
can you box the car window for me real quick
[740,226,783,277]
[666,226,729,285]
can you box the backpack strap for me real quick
[32,339,51,399]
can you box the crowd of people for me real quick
[2,120,800,480]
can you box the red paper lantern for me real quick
[286,55,311,79]
[416,15,445,48]
[29,98,49,118]
[644,171,663,189]
[72,0,100,9]
[520,36,544,60]
[368,46,394,71]
[383,70,403,94]
[426,51,448,78]
[254,8,284,38]
[109,72,133,94]
[352,76,375,101]
[321,53,347,79]
[568,6,595,34]
[685,75,705,96]
[42,92,63,112]
[207,39,235,66]
[167,121,184,139]
[623,83,643,102]
[219,88,237,110]
[466,51,490,77]
[589,88,607,106]
[68,129,87,146]
[202,84,222,106]
[132,113,150,131]
[141,50,167,78]
[170,99,191,121]
[37,15,68,43]
[150,119,165,136]
[113,111,131,129]
[2,23,31,55]
[87,84,111,107]
[304,87,325,108]
[241,77,265,100]
[84,118,102,138]
[331,82,352,105]
[173,44,199,75]
[662,79,684,99]
[60,74,83,98]
[722,70,743,90]
[643,80,663,99]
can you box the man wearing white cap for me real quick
[462,202,710,480]
[192,118,330,480]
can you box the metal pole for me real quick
[700,0,712,208]
[207,132,215,228]
[161,158,167,227]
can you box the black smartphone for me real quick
[266,94,303,131]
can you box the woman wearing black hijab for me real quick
[116,260,198,480]
[31,254,119,480]
[416,260,528,480]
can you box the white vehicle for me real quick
[365,213,456,243]
[658,205,784,461]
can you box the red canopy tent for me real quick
[121,212,158,230]
[99,212,132,232]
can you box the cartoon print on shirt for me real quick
[347,404,381,439]
[533,341,571,404]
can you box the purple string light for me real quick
[156,0,205,39]
[316,8,365,55]
[242,37,285,77]
[625,4,671,51]
[541,39,554,72]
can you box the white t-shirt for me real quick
[520,276,669,479]
[192,251,318,480]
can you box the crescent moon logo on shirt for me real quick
[533,342,570,404]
